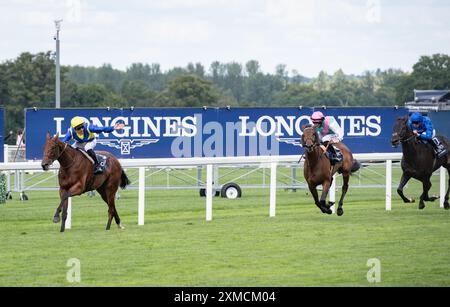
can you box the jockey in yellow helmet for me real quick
[62,116,125,174]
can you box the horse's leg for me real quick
[397,173,415,203]
[418,178,432,210]
[60,184,83,232]
[319,180,333,215]
[53,189,65,223]
[336,173,350,217]
[112,207,123,229]
[444,167,450,210]
[97,186,113,230]
[59,191,71,232]
[98,184,123,230]
[423,176,439,202]
[308,183,326,214]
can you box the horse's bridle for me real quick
[400,134,417,143]
[48,142,74,169]
[302,128,320,152]
[56,143,69,160]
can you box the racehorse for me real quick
[41,133,130,232]
[391,116,450,210]
[301,126,360,216]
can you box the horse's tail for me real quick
[351,160,361,173]
[120,169,131,189]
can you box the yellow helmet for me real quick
[71,116,85,129]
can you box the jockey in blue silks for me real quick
[408,112,447,158]
[62,116,125,174]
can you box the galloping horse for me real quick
[391,117,450,210]
[41,133,130,232]
[301,126,360,216]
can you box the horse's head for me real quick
[41,133,62,171]
[301,125,320,152]
[391,116,412,148]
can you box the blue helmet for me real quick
[410,112,423,124]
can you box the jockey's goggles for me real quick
[75,124,84,131]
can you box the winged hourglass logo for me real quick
[276,138,303,147]
[96,139,159,155]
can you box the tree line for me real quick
[1,52,449,143]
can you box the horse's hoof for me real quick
[419,203,426,210]
[337,208,344,216]
[444,202,449,210]
[428,196,439,202]
[321,206,333,215]
[118,224,125,230]
[53,216,60,223]
[409,198,415,203]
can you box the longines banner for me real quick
[0,107,4,162]
[25,107,408,160]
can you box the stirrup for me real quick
[93,164,103,174]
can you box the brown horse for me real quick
[41,133,130,232]
[301,126,360,216]
[391,116,450,210]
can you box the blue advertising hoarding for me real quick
[25,107,408,160]
[0,108,3,162]
[429,111,450,139]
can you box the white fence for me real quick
[1,153,448,229]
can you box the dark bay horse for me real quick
[41,133,130,232]
[391,117,450,210]
[301,126,360,216]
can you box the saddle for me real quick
[76,149,109,173]
[320,144,343,165]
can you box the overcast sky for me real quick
[1,0,449,77]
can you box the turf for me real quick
[0,170,449,287]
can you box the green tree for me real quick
[1,52,59,134]
[395,54,450,103]
[156,75,218,107]
[245,60,260,77]
[121,80,156,106]
[329,69,355,106]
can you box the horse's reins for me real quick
[321,141,334,157]
[400,134,417,144]
[56,143,76,170]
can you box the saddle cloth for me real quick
[76,149,108,173]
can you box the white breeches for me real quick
[72,139,97,151]
[321,134,340,143]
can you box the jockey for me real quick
[310,111,344,164]
[62,116,125,174]
[408,112,447,158]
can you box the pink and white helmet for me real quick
[311,111,325,123]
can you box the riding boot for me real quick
[333,145,343,163]
[87,149,102,174]
[431,137,448,158]
[328,145,343,164]
[323,142,333,162]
